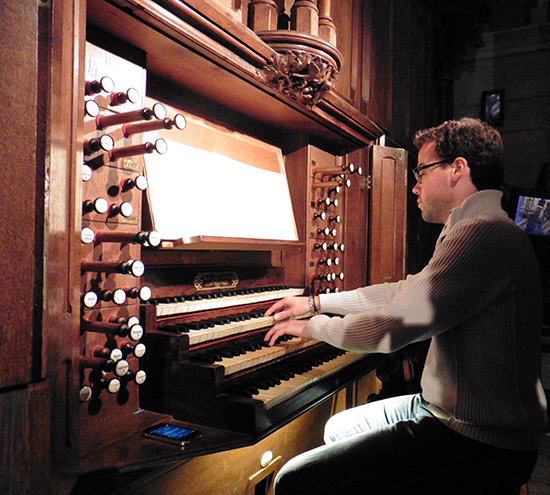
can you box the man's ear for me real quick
[451,157,470,182]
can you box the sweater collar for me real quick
[438,190,505,242]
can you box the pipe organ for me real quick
[1,1,408,493]
[67,36,388,489]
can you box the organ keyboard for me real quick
[140,283,381,436]
[162,310,276,346]
[154,286,304,317]
[194,335,318,375]
[253,350,363,409]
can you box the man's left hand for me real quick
[264,319,312,346]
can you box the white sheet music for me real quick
[143,140,298,241]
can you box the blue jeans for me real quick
[274,394,537,495]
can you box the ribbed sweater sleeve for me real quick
[318,278,404,315]
[309,219,510,352]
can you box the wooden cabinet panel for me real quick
[369,145,408,285]
[0,382,50,495]
[342,147,370,291]
[0,0,40,388]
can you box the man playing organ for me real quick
[264,118,547,495]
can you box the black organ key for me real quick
[217,349,238,359]
[206,317,228,325]
[158,323,188,334]
[272,368,295,380]
[190,354,218,364]
[185,321,214,331]
[255,377,279,390]
[242,342,262,351]
[226,385,260,398]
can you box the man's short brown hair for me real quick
[414,117,505,190]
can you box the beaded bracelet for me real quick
[309,295,319,315]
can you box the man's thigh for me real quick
[324,393,425,443]
[276,413,451,495]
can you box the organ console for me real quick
[0,0,421,492]
[67,35,381,477]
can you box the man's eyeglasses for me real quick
[412,158,453,184]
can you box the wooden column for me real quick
[290,0,319,36]
[318,0,337,45]
[248,0,279,31]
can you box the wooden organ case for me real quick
[39,1,407,494]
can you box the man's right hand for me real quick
[264,296,310,321]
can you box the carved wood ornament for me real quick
[258,31,342,106]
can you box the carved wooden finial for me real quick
[290,0,319,36]
[318,0,337,46]
[248,0,279,32]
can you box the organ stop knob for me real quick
[124,285,152,302]
[123,369,147,385]
[83,197,109,214]
[93,346,124,362]
[85,76,115,96]
[79,356,130,377]
[123,113,186,137]
[108,201,134,218]
[109,138,167,161]
[95,103,166,130]
[93,229,161,247]
[121,175,148,192]
[109,87,140,106]
[83,134,115,155]
[120,341,146,358]
[80,259,145,277]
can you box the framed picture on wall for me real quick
[480,90,504,126]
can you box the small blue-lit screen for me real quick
[514,195,550,236]
[149,425,195,439]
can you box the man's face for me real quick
[412,141,454,224]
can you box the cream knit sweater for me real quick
[310,190,547,450]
